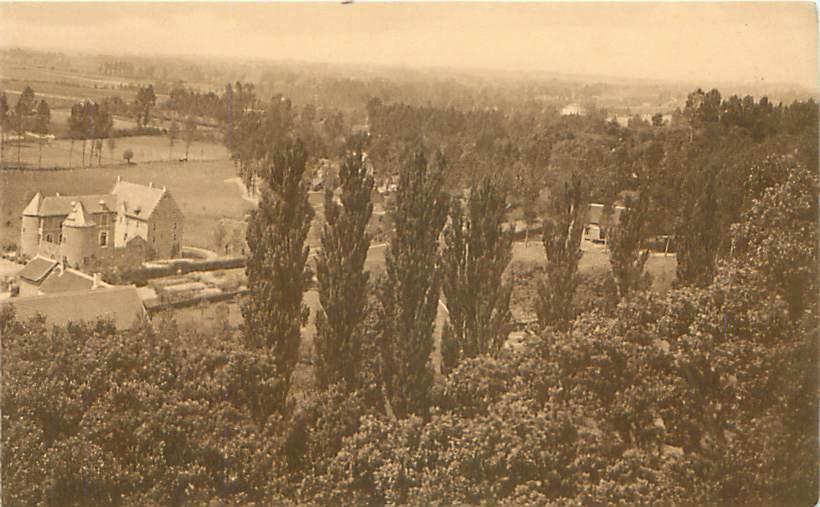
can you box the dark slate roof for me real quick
[112,181,167,219]
[36,194,117,217]
[18,257,57,283]
[64,202,95,227]
[22,192,43,216]
[39,268,95,294]
[1,286,145,330]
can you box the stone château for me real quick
[20,178,183,269]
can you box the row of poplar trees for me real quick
[239,125,656,420]
[239,132,521,420]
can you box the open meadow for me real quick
[510,239,677,292]
[1,60,160,109]
[0,135,230,170]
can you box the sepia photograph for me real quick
[0,1,817,505]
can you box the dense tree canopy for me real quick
[2,78,817,505]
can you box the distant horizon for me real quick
[0,3,817,92]
[1,42,814,97]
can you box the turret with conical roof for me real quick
[64,201,95,228]
[20,192,43,258]
[62,202,97,268]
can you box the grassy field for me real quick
[2,77,139,110]
[511,239,677,292]
[1,61,157,109]
[1,158,253,250]
[1,135,230,170]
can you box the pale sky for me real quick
[0,2,817,88]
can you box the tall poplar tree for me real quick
[168,120,179,160]
[440,176,513,374]
[314,150,374,391]
[183,115,197,160]
[0,93,9,165]
[134,84,157,128]
[14,86,36,168]
[608,194,651,300]
[536,174,586,331]
[676,173,721,287]
[34,100,50,170]
[92,101,113,166]
[377,149,449,419]
[242,138,314,412]
[67,102,84,169]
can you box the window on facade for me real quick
[99,231,108,247]
[45,234,52,243]
[172,223,177,241]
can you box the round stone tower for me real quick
[20,192,43,259]
[62,202,97,268]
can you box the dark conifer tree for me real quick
[377,149,449,419]
[314,149,374,391]
[536,174,586,331]
[242,138,314,412]
[440,176,513,374]
[608,194,651,299]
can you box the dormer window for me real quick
[99,231,108,247]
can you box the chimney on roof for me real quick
[56,192,61,197]
[59,257,65,274]
[92,272,101,290]
[149,182,153,188]
[162,185,166,192]
[117,175,121,183]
